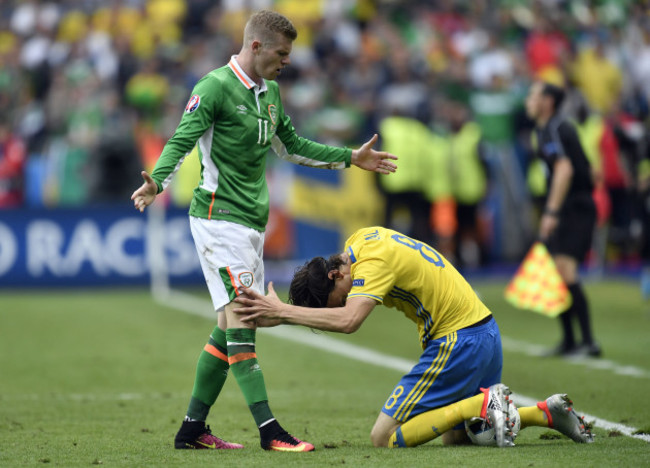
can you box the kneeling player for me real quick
[236,226,594,447]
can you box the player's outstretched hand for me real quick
[234,282,285,327]
[131,171,158,212]
[351,134,398,175]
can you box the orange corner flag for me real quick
[504,242,572,318]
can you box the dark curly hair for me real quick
[288,254,345,308]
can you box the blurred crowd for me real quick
[0,0,649,270]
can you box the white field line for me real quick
[156,292,650,443]
[0,392,186,402]
[500,337,650,379]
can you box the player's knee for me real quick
[370,426,390,447]
[224,300,256,330]
[371,413,400,447]
[441,429,471,446]
[370,430,387,447]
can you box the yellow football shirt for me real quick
[345,227,491,347]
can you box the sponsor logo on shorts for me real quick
[239,272,254,288]
[352,278,365,287]
[185,94,200,113]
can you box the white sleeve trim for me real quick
[160,155,187,191]
[271,135,346,170]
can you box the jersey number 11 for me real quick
[257,119,269,145]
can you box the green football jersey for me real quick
[150,57,352,232]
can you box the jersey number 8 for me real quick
[391,234,445,268]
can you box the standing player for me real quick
[130,10,397,452]
[235,226,594,447]
[525,82,601,357]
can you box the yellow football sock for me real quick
[518,405,549,429]
[388,393,485,448]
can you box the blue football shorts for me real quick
[382,317,503,423]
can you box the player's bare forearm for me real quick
[234,292,350,332]
[351,134,398,175]
[280,303,366,334]
[234,283,375,334]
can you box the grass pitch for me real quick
[1,279,648,466]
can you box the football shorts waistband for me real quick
[460,314,493,331]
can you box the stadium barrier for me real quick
[0,204,345,288]
[0,205,202,288]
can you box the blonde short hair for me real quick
[243,10,297,47]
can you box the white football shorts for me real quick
[189,216,265,312]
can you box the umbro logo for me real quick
[236,104,247,114]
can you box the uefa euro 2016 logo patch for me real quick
[185,94,200,113]
[352,279,365,287]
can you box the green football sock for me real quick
[186,326,230,421]
[226,328,274,427]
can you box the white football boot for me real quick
[481,383,518,447]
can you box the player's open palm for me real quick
[351,134,398,175]
[131,171,157,212]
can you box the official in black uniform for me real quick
[526,81,601,357]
